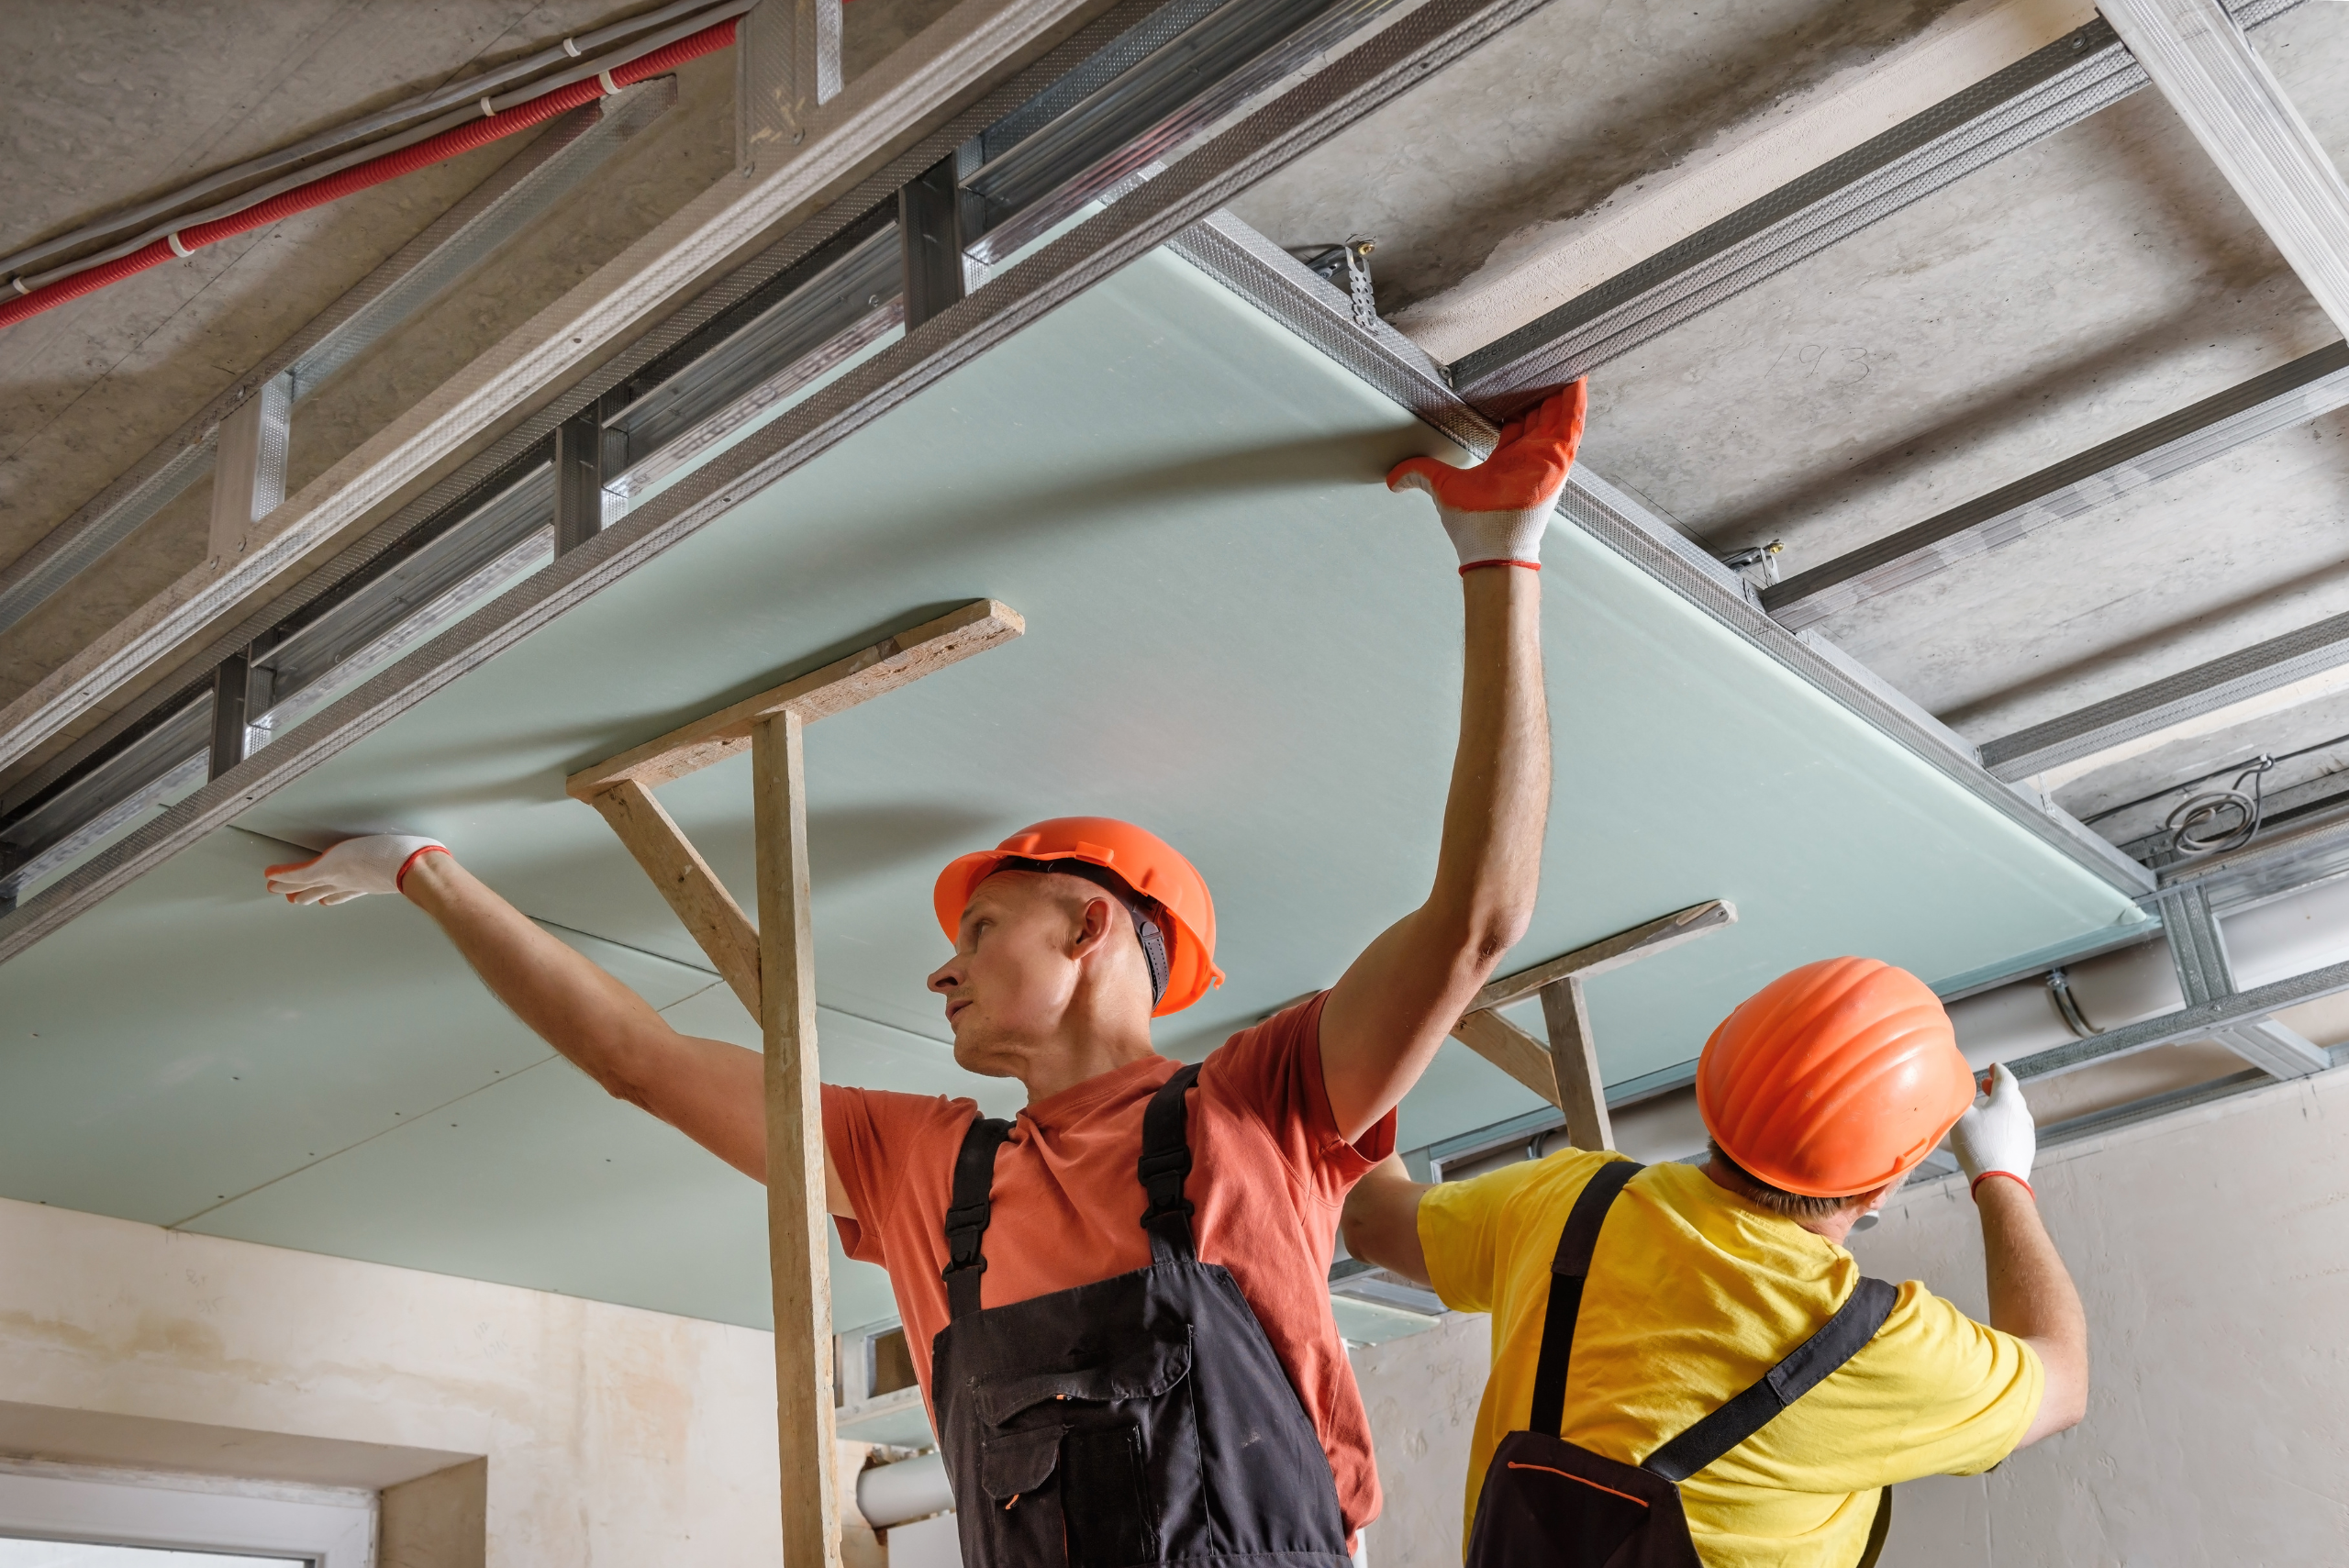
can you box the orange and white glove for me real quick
[1386,381,1587,573]
[1950,1062,2037,1200]
[264,835,448,905]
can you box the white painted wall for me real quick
[1353,1071,2349,1566]
[0,1194,782,1565]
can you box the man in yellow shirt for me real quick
[1341,956,2087,1568]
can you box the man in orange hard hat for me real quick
[262,385,1589,1564]
[1339,955,2087,1568]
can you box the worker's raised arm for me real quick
[1317,385,1577,1142]
[1954,1064,2087,1448]
[263,837,853,1216]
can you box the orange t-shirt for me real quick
[822,992,1394,1537]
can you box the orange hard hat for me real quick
[1696,957,1974,1198]
[933,817,1224,1017]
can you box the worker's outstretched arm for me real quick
[263,838,852,1215]
[1318,385,1577,1142]
[1954,1063,2087,1447]
[1340,1155,1434,1286]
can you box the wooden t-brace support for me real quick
[565,598,1024,1568]
[1450,900,1736,1151]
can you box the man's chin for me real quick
[950,1030,1018,1080]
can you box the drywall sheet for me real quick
[0,247,2143,1329]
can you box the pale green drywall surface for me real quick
[0,248,2142,1328]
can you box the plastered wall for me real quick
[1354,1071,2349,1567]
[0,1194,782,1564]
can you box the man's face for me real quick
[928,872,1089,1075]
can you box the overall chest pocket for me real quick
[969,1336,1194,1568]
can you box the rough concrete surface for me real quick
[1353,1073,2349,1565]
[1230,0,1973,317]
[0,39,738,714]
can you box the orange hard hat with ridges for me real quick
[933,817,1225,1017]
[1696,956,1975,1198]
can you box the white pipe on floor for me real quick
[858,1450,954,1529]
[1947,874,2349,1066]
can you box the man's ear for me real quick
[1069,894,1120,959]
[1856,1173,1906,1216]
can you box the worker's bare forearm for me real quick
[400,852,769,1180]
[1321,569,1550,1139]
[1340,1156,1434,1288]
[1978,1179,2088,1445]
[1428,566,1551,956]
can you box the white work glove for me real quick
[264,835,448,906]
[1949,1062,2037,1199]
[1386,381,1587,572]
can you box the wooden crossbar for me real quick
[1451,900,1735,1151]
[568,599,1024,1568]
[567,598,1026,797]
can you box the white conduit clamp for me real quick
[479,95,497,117]
[165,232,192,258]
[8,276,28,295]
[562,37,583,57]
[596,68,620,95]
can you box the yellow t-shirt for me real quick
[1420,1152,2042,1568]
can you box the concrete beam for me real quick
[1765,340,2349,632]
[2104,0,2349,340]
[0,0,1118,782]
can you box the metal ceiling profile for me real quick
[0,0,1560,937]
[0,83,678,645]
[1440,0,2311,412]
[1764,340,2349,631]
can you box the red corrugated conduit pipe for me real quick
[0,18,740,333]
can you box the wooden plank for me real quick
[1473,899,1735,1013]
[1451,1007,1562,1108]
[1538,977,1612,1151]
[567,599,1024,796]
[752,707,841,1568]
[586,778,762,1018]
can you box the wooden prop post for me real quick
[566,599,1024,1567]
[1449,900,1736,1150]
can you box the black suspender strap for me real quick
[941,1114,1014,1320]
[1643,1275,1900,1483]
[1526,1158,1643,1437]
[1138,1062,1203,1264]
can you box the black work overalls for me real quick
[930,1062,1354,1568]
[1464,1160,1898,1568]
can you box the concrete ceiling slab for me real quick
[1229,0,1975,317]
[0,245,2144,1327]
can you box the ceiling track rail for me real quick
[0,0,1425,865]
[1444,0,2310,413]
[0,0,1564,952]
[0,85,675,644]
[1167,211,2154,900]
[1767,339,2349,634]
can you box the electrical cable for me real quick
[0,0,750,283]
[0,15,742,333]
[2164,754,2275,857]
[2079,726,2349,827]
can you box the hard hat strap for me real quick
[995,855,1170,1006]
